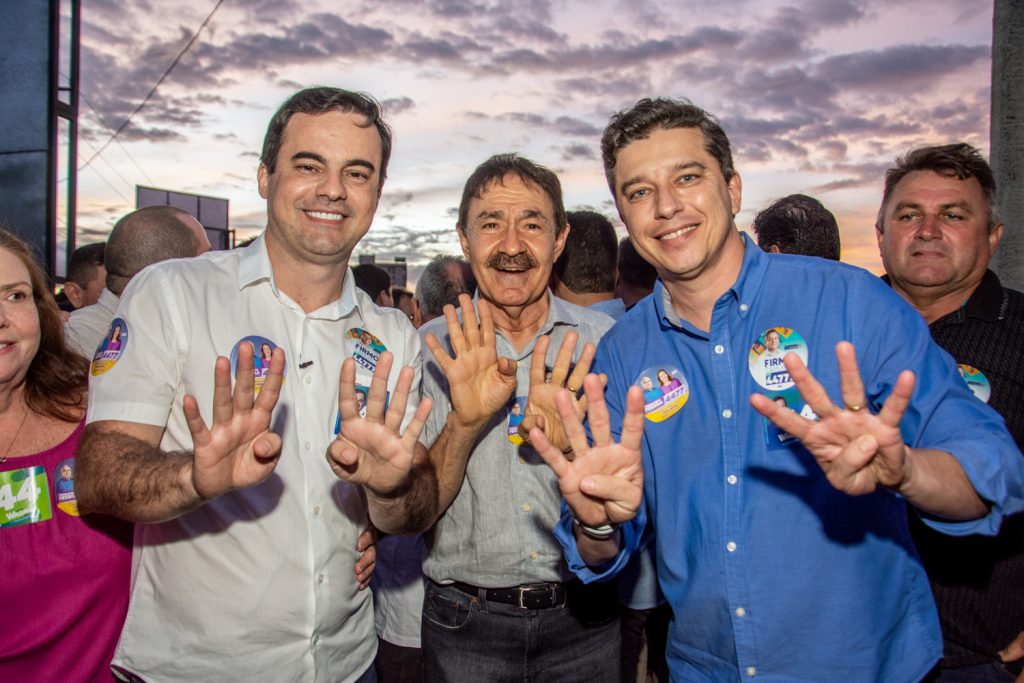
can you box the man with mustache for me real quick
[414,154,617,681]
[878,143,1024,681]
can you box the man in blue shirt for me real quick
[532,97,1024,681]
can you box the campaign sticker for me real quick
[748,327,808,391]
[762,388,802,450]
[958,364,991,403]
[0,465,52,528]
[230,336,285,397]
[508,397,527,445]
[345,328,387,374]
[635,366,689,423]
[334,385,388,435]
[53,458,79,516]
[90,318,128,376]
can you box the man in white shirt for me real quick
[76,87,428,683]
[64,205,210,357]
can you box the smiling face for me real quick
[765,329,780,353]
[613,126,744,289]
[0,247,41,390]
[258,110,382,269]
[459,174,568,315]
[878,170,1002,305]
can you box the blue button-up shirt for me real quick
[556,235,1024,682]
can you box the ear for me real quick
[728,172,743,216]
[64,282,84,308]
[552,223,570,262]
[412,298,423,328]
[457,224,471,259]
[257,163,270,199]
[989,222,1005,256]
[768,245,781,254]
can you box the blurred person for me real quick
[57,241,106,312]
[537,97,1024,682]
[551,210,626,319]
[615,237,657,309]
[64,205,210,357]
[411,254,475,327]
[878,142,1024,682]
[353,262,393,307]
[0,228,132,682]
[73,87,427,683]
[392,287,414,321]
[752,193,841,260]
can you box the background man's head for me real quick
[550,210,619,304]
[392,287,414,320]
[876,143,1002,315]
[257,87,392,269]
[63,242,107,309]
[456,153,569,311]
[615,237,658,308]
[752,194,841,261]
[352,263,393,306]
[105,206,210,296]
[413,255,476,327]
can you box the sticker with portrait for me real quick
[334,384,388,435]
[761,388,802,450]
[90,318,129,376]
[748,327,808,392]
[634,366,689,423]
[957,364,991,403]
[507,396,527,445]
[53,457,79,516]
[345,327,387,374]
[230,335,286,397]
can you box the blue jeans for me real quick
[421,580,620,682]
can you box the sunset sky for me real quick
[72,0,995,278]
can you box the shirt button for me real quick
[722,409,733,419]
[313,505,321,516]
[714,344,724,354]
[727,475,738,485]
[727,541,737,552]
[522,503,531,512]
[530,551,539,560]
[304,375,312,385]
[736,606,746,617]
[318,574,325,584]
[746,666,756,677]
[739,304,749,313]
[304,441,311,450]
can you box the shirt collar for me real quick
[881,269,1007,326]
[236,234,358,319]
[98,287,120,313]
[653,231,764,329]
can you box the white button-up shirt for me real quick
[65,286,120,357]
[87,237,421,683]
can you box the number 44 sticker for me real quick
[0,465,52,528]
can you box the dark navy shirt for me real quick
[556,235,1024,682]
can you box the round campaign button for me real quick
[748,327,808,391]
[230,335,285,397]
[90,318,128,377]
[957,364,991,403]
[635,366,689,423]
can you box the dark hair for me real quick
[553,210,619,294]
[352,263,391,302]
[457,154,567,236]
[66,241,106,287]
[601,97,735,195]
[105,206,201,295]
[878,143,999,231]
[0,228,88,422]
[260,86,393,193]
[415,255,476,319]
[752,194,841,261]
[392,287,413,305]
[617,237,658,290]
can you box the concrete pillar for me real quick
[991,0,1024,289]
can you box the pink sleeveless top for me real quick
[0,421,132,682]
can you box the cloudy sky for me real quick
[71,0,995,278]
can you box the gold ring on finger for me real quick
[845,403,865,412]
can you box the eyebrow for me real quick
[474,208,551,222]
[619,161,707,196]
[0,280,31,292]
[290,152,377,174]
[891,199,974,214]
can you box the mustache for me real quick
[487,252,537,270]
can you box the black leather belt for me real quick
[450,580,568,609]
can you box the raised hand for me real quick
[327,351,432,497]
[517,333,602,453]
[184,341,285,501]
[531,374,645,527]
[750,341,915,496]
[423,294,517,428]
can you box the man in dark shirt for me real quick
[877,142,1024,681]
